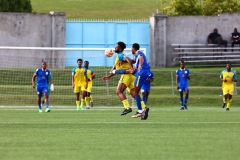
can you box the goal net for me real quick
[0,46,232,108]
[0,46,144,108]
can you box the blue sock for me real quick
[46,102,49,109]
[38,104,42,110]
[143,96,148,105]
[184,95,188,105]
[135,95,142,110]
[115,70,126,74]
[180,97,184,106]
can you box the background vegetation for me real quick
[0,0,32,12]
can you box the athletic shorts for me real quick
[141,83,151,93]
[222,85,234,95]
[134,70,149,88]
[118,74,135,92]
[37,85,49,95]
[74,84,87,93]
[86,81,92,93]
[178,84,189,92]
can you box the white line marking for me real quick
[0,122,240,124]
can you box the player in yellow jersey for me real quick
[220,63,237,111]
[72,59,88,110]
[102,41,136,116]
[83,61,95,109]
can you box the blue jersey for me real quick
[35,68,51,87]
[176,68,190,87]
[135,50,150,70]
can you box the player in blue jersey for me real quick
[131,43,151,120]
[32,61,54,113]
[176,60,190,110]
[141,71,154,106]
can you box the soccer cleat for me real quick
[180,106,185,110]
[80,106,85,110]
[184,104,188,110]
[120,108,132,116]
[45,108,50,112]
[132,112,144,118]
[39,109,43,113]
[222,103,226,108]
[226,108,230,111]
[141,107,149,120]
[90,100,93,108]
[86,106,90,109]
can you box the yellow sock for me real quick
[80,98,84,106]
[85,97,90,106]
[227,99,232,109]
[122,99,130,109]
[76,101,80,107]
[90,95,93,101]
[141,101,146,109]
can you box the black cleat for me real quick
[226,108,230,111]
[141,107,149,120]
[121,108,132,116]
[184,104,188,110]
[90,101,93,108]
[222,103,226,108]
[180,106,185,110]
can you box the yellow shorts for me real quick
[222,86,234,95]
[74,84,86,93]
[86,81,92,93]
[118,74,135,92]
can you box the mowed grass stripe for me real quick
[1,107,240,160]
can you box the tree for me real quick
[161,0,240,16]
[202,0,240,15]
[0,0,32,12]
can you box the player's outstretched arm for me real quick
[102,73,115,80]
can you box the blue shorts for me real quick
[134,69,149,88]
[37,85,49,95]
[178,84,189,92]
[141,83,151,93]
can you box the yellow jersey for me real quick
[114,52,131,70]
[72,67,87,86]
[220,69,237,87]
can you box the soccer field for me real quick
[0,107,239,160]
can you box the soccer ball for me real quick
[105,49,114,57]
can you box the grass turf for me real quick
[31,0,161,19]
[0,107,240,160]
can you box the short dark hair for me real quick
[132,43,140,50]
[117,41,126,50]
[77,58,82,62]
[180,60,185,64]
[84,61,89,64]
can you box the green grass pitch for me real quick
[1,107,240,160]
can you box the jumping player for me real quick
[102,41,135,116]
[32,61,54,113]
[131,43,151,119]
[220,63,237,111]
[72,59,88,110]
[176,60,190,110]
